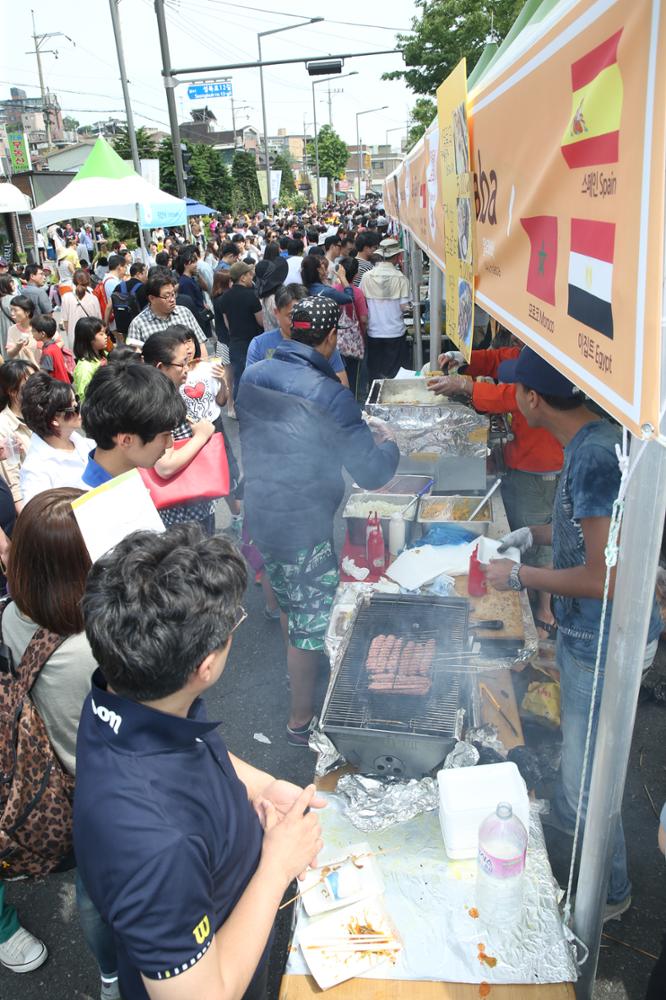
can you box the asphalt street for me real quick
[2,416,665,1000]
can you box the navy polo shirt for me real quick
[73,671,265,999]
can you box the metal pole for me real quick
[108,0,141,175]
[407,233,423,371]
[257,34,271,214]
[169,49,398,77]
[312,82,320,209]
[572,436,666,999]
[327,85,333,127]
[429,261,443,367]
[31,12,51,151]
[356,116,361,201]
[154,0,187,199]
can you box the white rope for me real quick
[562,429,648,949]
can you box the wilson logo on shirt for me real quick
[90,697,122,734]
[192,915,210,945]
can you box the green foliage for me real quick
[276,194,310,212]
[157,138,232,213]
[306,125,348,181]
[111,126,157,162]
[63,116,79,132]
[158,137,178,196]
[272,152,297,198]
[406,97,438,148]
[383,0,524,96]
[231,150,261,212]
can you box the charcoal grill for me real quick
[321,594,475,778]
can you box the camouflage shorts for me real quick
[263,540,339,651]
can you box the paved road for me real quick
[2,417,665,999]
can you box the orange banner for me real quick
[384,0,666,438]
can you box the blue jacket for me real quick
[237,340,399,557]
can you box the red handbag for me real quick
[139,432,230,510]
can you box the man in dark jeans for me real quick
[237,296,399,745]
[74,527,324,1000]
[218,262,263,396]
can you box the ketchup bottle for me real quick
[366,512,386,572]
[468,545,487,596]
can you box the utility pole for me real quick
[28,12,72,152]
[327,84,333,126]
[154,0,187,199]
[108,0,141,175]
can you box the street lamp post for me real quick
[258,17,323,214]
[311,71,357,208]
[385,125,406,150]
[355,106,387,201]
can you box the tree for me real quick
[306,125,348,184]
[231,150,261,212]
[406,97,437,148]
[272,152,297,199]
[158,137,178,196]
[189,144,233,213]
[63,116,79,132]
[383,0,524,97]
[111,126,158,162]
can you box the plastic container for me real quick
[388,512,407,556]
[365,513,386,572]
[477,802,528,926]
[468,546,487,596]
[437,761,529,860]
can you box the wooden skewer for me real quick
[278,849,395,910]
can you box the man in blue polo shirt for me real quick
[74,526,324,1000]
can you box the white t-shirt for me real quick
[285,255,304,285]
[366,297,410,339]
[20,431,95,503]
[179,363,223,422]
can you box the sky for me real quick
[4,0,421,151]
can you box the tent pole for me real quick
[407,233,423,371]
[136,205,149,265]
[429,260,443,368]
[572,435,666,999]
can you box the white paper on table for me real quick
[385,542,477,591]
[475,535,521,565]
[394,367,420,379]
[71,468,165,562]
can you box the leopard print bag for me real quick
[0,603,74,877]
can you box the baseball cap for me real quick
[229,261,254,281]
[378,239,402,259]
[498,346,579,398]
[290,296,340,338]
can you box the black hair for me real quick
[129,262,146,277]
[24,263,42,281]
[10,295,35,318]
[338,255,358,283]
[81,362,186,449]
[221,242,239,258]
[107,345,142,365]
[300,254,325,288]
[0,359,38,410]
[74,316,106,362]
[0,275,15,296]
[82,525,247,701]
[274,283,308,310]
[174,246,199,275]
[146,272,177,299]
[155,251,170,267]
[21,371,74,438]
[286,238,303,257]
[108,254,124,271]
[32,315,57,339]
[263,242,280,261]
[521,384,584,411]
[306,227,320,245]
[324,235,341,251]
[96,256,109,267]
[142,328,189,368]
[278,236,290,250]
[356,232,381,252]
[231,233,245,244]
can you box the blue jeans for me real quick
[75,871,117,978]
[552,634,657,903]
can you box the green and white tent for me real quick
[31,137,186,230]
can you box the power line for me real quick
[183,0,412,32]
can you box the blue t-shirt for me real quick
[552,419,662,661]
[246,327,345,373]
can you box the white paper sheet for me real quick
[386,542,477,590]
[71,469,165,562]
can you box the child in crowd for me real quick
[33,315,70,384]
[73,317,108,400]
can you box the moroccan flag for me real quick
[521,216,558,306]
[567,218,615,340]
[561,29,623,169]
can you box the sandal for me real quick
[535,618,558,640]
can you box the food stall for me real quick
[278,379,576,995]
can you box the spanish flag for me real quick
[561,29,623,169]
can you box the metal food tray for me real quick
[366,474,435,496]
[417,495,494,537]
[367,378,445,407]
[343,493,418,547]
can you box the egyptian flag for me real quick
[521,216,558,306]
[567,218,614,340]
[561,29,623,169]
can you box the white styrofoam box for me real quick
[436,761,530,860]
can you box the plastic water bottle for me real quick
[476,802,528,926]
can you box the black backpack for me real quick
[110,280,140,334]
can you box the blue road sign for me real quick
[187,81,233,100]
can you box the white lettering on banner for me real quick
[91,697,122,734]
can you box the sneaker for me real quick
[263,606,281,621]
[100,975,121,1000]
[0,926,48,973]
[286,716,318,747]
[604,895,632,922]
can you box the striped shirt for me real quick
[126,305,206,348]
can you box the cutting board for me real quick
[454,576,525,641]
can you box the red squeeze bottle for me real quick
[366,512,386,572]
[468,546,487,596]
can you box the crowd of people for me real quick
[0,197,664,1000]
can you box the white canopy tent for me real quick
[0,183,32,213]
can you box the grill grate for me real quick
[322,595,470,739]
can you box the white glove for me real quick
[498,527,533,554]
[437,350,465,371]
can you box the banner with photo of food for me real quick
[384,0,666,439]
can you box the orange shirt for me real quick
[467,348,563,473]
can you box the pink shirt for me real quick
[334,283,368,327]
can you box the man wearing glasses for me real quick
[74,526,324,1000]
[126,271,208,358]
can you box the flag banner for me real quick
[384,0,666,439]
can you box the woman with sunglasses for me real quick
[18,372,94,503]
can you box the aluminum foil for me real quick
[364,402,489,457]
[309,728,346,778]
[336,773,439,831]
[465,723,508,758]
[443,741,480,768]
